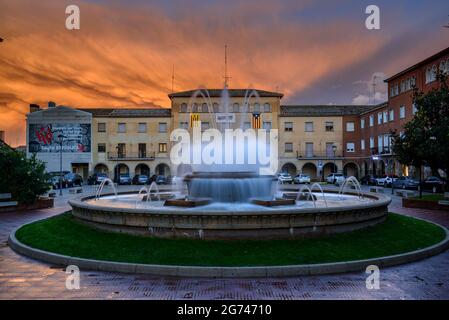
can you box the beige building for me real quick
[27,89,383,182]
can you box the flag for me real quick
[251,112,261,129]
[190,113,200,128]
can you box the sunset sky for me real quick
[1,0,449,146]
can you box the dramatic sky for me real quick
[1,0,449,146]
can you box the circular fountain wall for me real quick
[69,174,391,240]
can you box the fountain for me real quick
[95,178,117,200]
[69,88,391,240]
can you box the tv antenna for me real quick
[223,44,231,88]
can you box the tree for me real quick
[0,144,51,204]
[391,73,449,194]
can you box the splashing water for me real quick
[95,178,117,200]
[339,176,364,200]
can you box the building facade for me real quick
[25,47,449,182]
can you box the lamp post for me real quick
[332,145,337,173]
[57,134,66,196]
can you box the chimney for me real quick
[48,101,56,108]
[0,131,5,141]
[29,104,40,113]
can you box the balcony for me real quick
[296,151,343,160]
[107,151,155,161]
[370,147,392,156]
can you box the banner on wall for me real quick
[28,123,91,153]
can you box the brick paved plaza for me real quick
[0,185,448,300]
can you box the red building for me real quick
[344,46,449,178]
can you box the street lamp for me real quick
[57,134,66,196]
[332,145,337,173]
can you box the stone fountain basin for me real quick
[68,190,391,240]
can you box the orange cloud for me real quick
[0,0,387,146]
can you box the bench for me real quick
[47,191,56,198]
[395,190,417,198]
[444,192,449,200]
[69,187,83,194]
[0,193,18,210]
[438,200,449,206]
[369,186,384,193]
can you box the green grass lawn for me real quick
[412,194,445,202]
[15,212,446,267]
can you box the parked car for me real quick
[376,175,398,187]
[118,174,132,185]
[88,172,108,185]
[132,174,149,185]
[360,175,377,186]
[49,175,66,189]
[293,174,311,184]
[392,176,419,190]
[326,173,345,184]
[155,175,167,185]
[278,173,293,184]
[64,173,83,187]
[422,176,445,193]
[149,174,158,184]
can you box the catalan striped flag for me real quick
[190,113,200,128]
[251,112,261,129]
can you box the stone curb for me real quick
[8,216,449,278]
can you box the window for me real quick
[389,109,394,121]
[394,84,399,96]
[285,143,293,153]
[118,123,126,133]
[405,78,411,91]
[361,139,365,150]
[400,106,405,119]
[369,115,374,127]
[213,103,219,113]
[253,103,260,113]
[159,122,167,133]
[233,103,240,113]
[284,122,293,132]
[346,121,355,132]
[98,143,106,153]
[412,103,418,115]
[201,103,208,113]
[325,121,334,132]
[305,122,313,132]
[400,81,405,93]
[360,118,365,129]
[410,76,416,87]
[263,103,271,112]
[201,122,209,131]
[426,67,431,83]
[98,122,106,132]
[383,111,388,123]
[370,137,374,149]
[158,143,167,153]
[180,122,188,129]
[383,134,390,153]
[192,103,198,113]
[377,112,382,125]
[305,142,313,157]
[117,143,126,158]
[180,103,187,113]
[326,143,334,157]
[346,142,355,153]
[378,135,383,151]
[263,121,272,130]
[138,122,147,133]
[427,65,437,83]
[138,143,146,158]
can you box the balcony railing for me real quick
[296,151,343,159]
[370,147,392,156]
[107,151,155,161]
